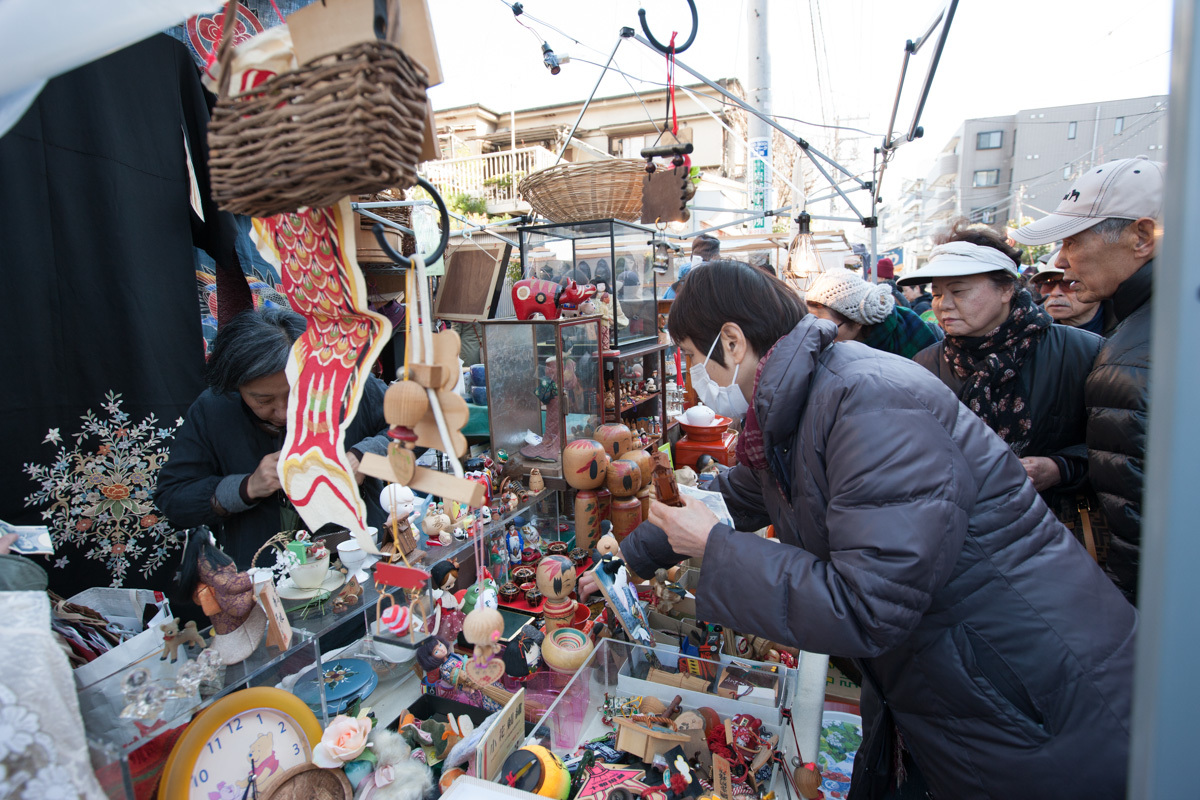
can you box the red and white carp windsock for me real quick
[254,200,390,554]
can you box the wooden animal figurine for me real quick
[512,278,598,321]
[159,618,207,663]
[564,438,609,551]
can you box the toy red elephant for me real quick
[512,279,598,321]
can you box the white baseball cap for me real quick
[1030,249,1064,282]
[1011,156,1165,246]
[896,241,1021,287]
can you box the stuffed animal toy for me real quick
[356,728,434,800]
[159,618,207,662]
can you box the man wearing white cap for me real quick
[1030,250,1105,335]
[1012,156,1163,604]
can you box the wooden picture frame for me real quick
[433,242,512,322]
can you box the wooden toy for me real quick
[614,716,689,762]
[537,555,578,634]
[564,439,609,551]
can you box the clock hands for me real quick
[241,757,259,800]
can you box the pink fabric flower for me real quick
[312,715,372,768]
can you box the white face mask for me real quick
[689,334,750,419]
[691,255,705,266]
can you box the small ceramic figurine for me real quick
[528,468,545,493]
[462,605,506,684]
[521,518,541,552]
[431,561,465,640]
[158,618,206,663]
[178,527,267,665]
[423,512,453,546]
[506,523,524,565]
[604,381,616,411]
[646,370,658,393]
[380,484,418,559]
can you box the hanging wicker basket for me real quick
[207,1,429,219]
[518,159,645,223]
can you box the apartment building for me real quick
[885,94,1168,265]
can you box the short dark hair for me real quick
[668,260,806,367]
[692,234,720,260]
[935,217,1020,291]
[206,307,306,394]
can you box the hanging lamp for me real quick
[784,211,824,295]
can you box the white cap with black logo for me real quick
[1012,156,1164,246]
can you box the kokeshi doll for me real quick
[621,450,655,520]
[606,458,643,540]
[595,423,634,461]
[564,439,607,551]
[537,555,578,634]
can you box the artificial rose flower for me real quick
[312,715,372,768]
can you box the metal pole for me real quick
[1129,0,1200,795]
[746,0,771,230]
[554,32,630,165]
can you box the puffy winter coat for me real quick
[1087,260,1152,602]
[913,323,1102,517]
[622,317,1135,799]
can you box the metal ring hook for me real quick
[638,0,698,54]
[370,176,451,269]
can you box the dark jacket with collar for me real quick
[1087,260,1153,602]
[913,323,1102,518]
[155,377,391,569]
[908,291,933,317]
[622,318,1135,799]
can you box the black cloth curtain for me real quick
[0,34,249,592]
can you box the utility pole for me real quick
[747,0,771,230]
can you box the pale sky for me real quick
[425,0,1174,190]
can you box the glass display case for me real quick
[482,316,604,484]
[519,219,659,352]
[603,342,669,449]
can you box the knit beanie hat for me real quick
[805,269,895,325]
[875,257,895,279]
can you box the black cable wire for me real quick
[566,56,883,137]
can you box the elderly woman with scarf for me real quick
[581,259,1133,799]
[899,220,1102,520]
[804,268,942,358]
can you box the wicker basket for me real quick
[518,159,645,223]
[207,1,429,219]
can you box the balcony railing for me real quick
[420,146,558,214]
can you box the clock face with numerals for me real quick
[159,687,322,800]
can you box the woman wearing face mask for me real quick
[582,259,1134,799]
[155,308,392,569]
[899,221,1102,521]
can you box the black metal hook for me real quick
[370,176,451,270]
[638,0,698,54]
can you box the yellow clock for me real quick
[159,686,322,800]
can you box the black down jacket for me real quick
[913,322,1102,518]
[1087,260,1152,602]
[622,318,1135,799]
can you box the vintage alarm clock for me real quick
[158,686,322,799]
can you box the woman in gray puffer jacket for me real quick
[612,261,1135,799]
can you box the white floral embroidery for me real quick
[0,704,37,761]
[21,765,79,800]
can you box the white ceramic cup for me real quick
[337,541,367,577]
[289,554,331,590]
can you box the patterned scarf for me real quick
[735,340,782,471]
[941,289,1051,456]
[860,305,942,359]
